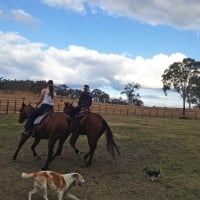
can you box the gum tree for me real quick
[121,82,142,105]
[162,58,200,116]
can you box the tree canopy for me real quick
[120,82,143,106]
[162,58,200,116]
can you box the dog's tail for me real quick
[21,172,35,179]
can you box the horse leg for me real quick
[84,137,97,167]
[41,139,57,170]
[51,137,67,159]
[70,133,83,155]
[31,138,41,159]
[12,134,31,160]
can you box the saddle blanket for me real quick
[33,113,49,125]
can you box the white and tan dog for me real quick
[21,171,85,200]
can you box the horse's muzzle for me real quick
[18,118,24,123]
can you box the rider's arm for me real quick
[36,88,46,107]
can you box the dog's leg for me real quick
[57,190,64,200]
[41,187,48,200]
[28,187,40,200]
[150,176,154,182]
[65,192,79,200]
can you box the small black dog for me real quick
[143,167,162,181]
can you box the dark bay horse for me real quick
[13,102,73,170]
[63,102,120,166]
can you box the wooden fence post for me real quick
[14,100,17,113]
[6,100,9,113]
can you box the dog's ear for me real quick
[72,173,84,186]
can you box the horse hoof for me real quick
[12,156,16,160]
[41,167,47,170]
[85,163,91,167]
[34,155,41,160]
[75,150,84,155]
[78,151,84,155]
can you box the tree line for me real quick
[0,78,137,105]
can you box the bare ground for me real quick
[0,130,162,200]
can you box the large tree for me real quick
[91,88,109,102]
[121,82,143,105]
[162,58,200,116]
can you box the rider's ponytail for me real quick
[47,80,54,99]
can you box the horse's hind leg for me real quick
[52,137,66,159]
[12,134,31,160]
[31,138,41,159]
[84,137,97,167]
[41,139,57,170]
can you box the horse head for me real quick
[18,102,34,123]
[63,102,74,115]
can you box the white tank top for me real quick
[42,90,55,105]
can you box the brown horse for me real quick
[63,102,120,166]
[13,102,73,170]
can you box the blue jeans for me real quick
[25,104,53,133]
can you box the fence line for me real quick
[0,99,200,119]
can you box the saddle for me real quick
[75,107,90,118]
[33,112,52,125]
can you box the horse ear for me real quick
[22,101,25,108]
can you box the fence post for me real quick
[112,108,115,115]
[6,100,9,113]
[14,100,17,113]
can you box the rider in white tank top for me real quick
[42,90,55,105]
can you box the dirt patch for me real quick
[0,134,140,200]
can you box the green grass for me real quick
[103,115,200,199]
[1,114,200,200]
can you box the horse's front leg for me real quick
[31,138,41,159]
[13,134,31,160]
[41,139,57,170]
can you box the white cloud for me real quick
[0,31,186,91]
[42,0,200,30]
[11,9,38,23]
[41,0,86,13]
[0,9,39,24]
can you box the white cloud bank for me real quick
[42,0,200,30]
[0,31,186,107]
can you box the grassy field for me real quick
[0,114,200,199]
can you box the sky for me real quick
[0,0,200,107]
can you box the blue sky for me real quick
[0,0,200,107]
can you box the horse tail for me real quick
[103,120,120,159]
